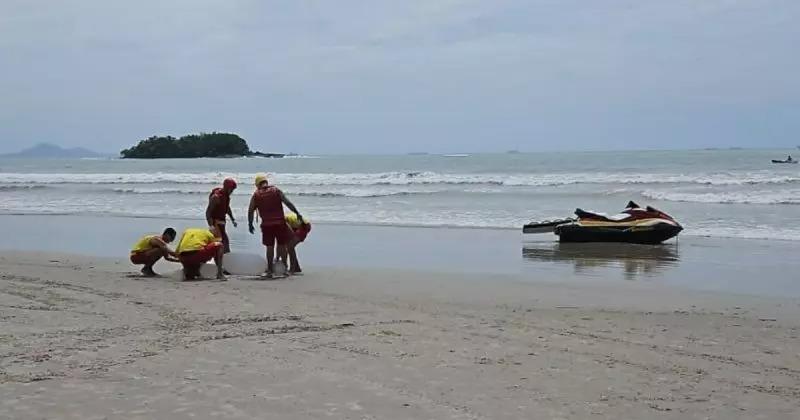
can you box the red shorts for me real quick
[293,224,311,243]
[262,223,293,246]
[130,252,150,265]
[179,243,221,267]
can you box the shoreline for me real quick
[3,213,800,298]
[4,210,800,241]
[4,250,800,315]
[1,251,799,419]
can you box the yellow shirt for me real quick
[285,212,308,229]
[176,229,217,253]
[131,235,157,254]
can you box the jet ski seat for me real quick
[575,207,646,222]
[575,208,606,220]
[574,208,626,221]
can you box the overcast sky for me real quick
[1,0,799,154]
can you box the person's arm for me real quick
[247,194,257,234]
[149,237,179,258]
[227,205,237,227]
[279,190,302,222]
[206,195,219,227]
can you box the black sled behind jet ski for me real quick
[523,201,683,245]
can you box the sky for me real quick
[1,0,799,155]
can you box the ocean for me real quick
[1,148,798,241]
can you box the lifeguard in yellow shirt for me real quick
[285,212,311,274]
[175,227,225,281]
[129,228,179,277]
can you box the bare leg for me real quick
[218,222,231,275]
[266,246,275,276]
[288,240,301,273]
[139,248,166,276]
[277,244,288,266]
[214,246,226,280]
[219,223,230,254]
[182,264,199,281]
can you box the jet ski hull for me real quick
[555,222,683,245]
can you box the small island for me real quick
[120,132,284,159]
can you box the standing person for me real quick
[247,174,304,278]
[206,178,238,255]
[129,228,179,276]
[175,227,225,281]
[285,212,311,274]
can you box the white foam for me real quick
[642,189,800,205]
[108,185,441,198]
[3,170,799,187]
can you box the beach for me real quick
[4,0,799,416]
[2,150,800,418]
[2,249,799,419]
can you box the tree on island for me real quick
[120,132,260,159]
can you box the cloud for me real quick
[1,0,798,153]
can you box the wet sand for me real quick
[2,251,799,419]
[3,214,800,297]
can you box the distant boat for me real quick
[442,153,470,158]
[506,150,521,154]
[772,155,797,164]
[407,152,429,156]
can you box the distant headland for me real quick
[1,143,103,159]
[120,132,284,159]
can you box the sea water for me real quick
[1,149,798,241]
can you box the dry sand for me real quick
[1,251,799,419]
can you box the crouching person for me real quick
[130,228,179,277]
[285,212,311,274]
[175,227,225,281]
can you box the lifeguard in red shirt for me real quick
[206,178,238,254]
[247,174,304,278]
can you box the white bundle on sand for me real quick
[166,252,267,279]
[224,253,268,275]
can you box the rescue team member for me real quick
[129,228,179,277]
[247,174,303,278]
[285,212,311,274]
[206,178,238,254]
[175,227,225,281]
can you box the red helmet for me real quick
[223,178,237,190]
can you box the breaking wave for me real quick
[641,190,800,205]
[110,186,438,198]
[3,171,800,187]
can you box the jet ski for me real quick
[523,201,683,244]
